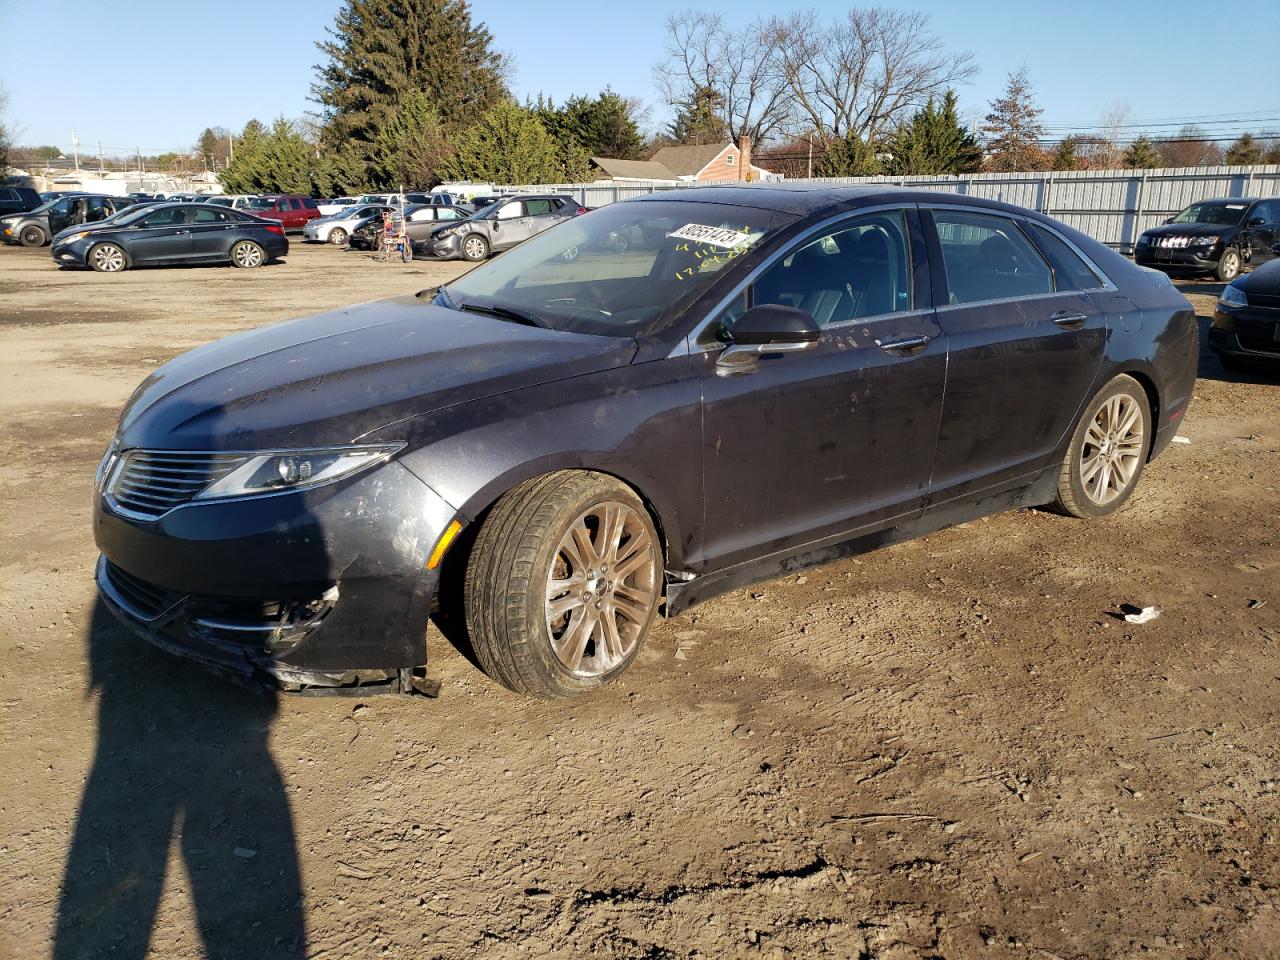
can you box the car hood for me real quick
[52,220,119,242]
[1142,222,1236,239]
[1236,258,1280,296]
[115,296,637,451]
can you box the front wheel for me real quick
[1216,247,1241,282]
[230,240,265,268]
[1051,374,1151,518]
[461,234,489,262]
[328,227,347,246]
[89,243,127,273]
[20,225,47,247]
[463,471,662,697]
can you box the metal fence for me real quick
[500,165,1280,253]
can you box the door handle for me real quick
[1051,310,1088,327]
[875,334,930,355]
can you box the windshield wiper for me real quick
[458,301,543,328]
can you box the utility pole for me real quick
[136,147,142,176]
[806,135,813,179]
[71,130,80,171]
[98,141,105,174]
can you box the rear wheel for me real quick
[89,243,127,273]
[461,234,489,262]
[230,240,265,268]
[463,471,662,697]
[328,227,347,246]
[1052,374,1151,518]
[20,224,47,247]
[1215,247,1241,282]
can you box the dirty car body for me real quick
[94,186,1198,694]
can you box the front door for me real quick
[127,207,192,263]
[923,208,1107,504]
[1246,200,1279,267]
[695,208,945,572]
[492,201,536,251]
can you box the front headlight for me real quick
[194,443,404,501]
[1190,235,1219,247]
[1218,285,1248,308]
[1136,234,1150,246]
[62,231,90,243]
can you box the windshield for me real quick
[444,200,791,337]
[1172,202,1248,226]
[245,197,278,210]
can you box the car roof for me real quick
[1179,197,1267,205]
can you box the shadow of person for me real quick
[54,599,305,958]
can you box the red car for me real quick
[243,195,321,231]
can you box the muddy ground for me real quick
[1,242,1277,960]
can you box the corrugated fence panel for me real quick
[499,165,1280,252]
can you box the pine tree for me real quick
[197,128,218,170]
[667,86,728,145]
[885,91,981,175]
[815,134,882,177]
[981,68,1046,172]
[1122,135,1160,169]
[1224,133,1263,166]
[313,0,507,157]
[372,92,451,188]
[1051,137,1081,171]
[440,101,565,184]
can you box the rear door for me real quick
[923,207,1107,504]
[189,205,239,258]
[696,207,945,571]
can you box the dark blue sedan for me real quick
[51,202,288,272]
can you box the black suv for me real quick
[1135,197,1280,281]
[0,185,42,216]
[1,193,135,247]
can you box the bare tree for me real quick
[772,7,977,145]
[1156,125,1223,167]
[654,12,794,145]
[1085,101,1132,169]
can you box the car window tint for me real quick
[496,202,524,220]
[302,198,317,209]
[438,208,462,220]
[933,210,1053,304]
[525,199,553,217]
[193,207,232,223]
[1252,200,1280,225]
[750,210,912,327]
[140,208,187,227]
[1026,222,1105,291]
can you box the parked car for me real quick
[0,185,43,215]
[207,194,260,211]
[242,194,322,231]
[91,185,1197,698]
[302,203,390,245]
[1,193,134,247]
[1210,242,1280,371]
[418,194,584,261]
[51,202,287,272]
[347,204,469,251]
[1134,197,1280,281]
[317,197,359,216]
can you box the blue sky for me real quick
[2,0,1277,156]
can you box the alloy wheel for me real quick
[464,236,486,260]
[1219,250,1240,280]
[233,241,264,268]
[329,228,347,245]
[91,244,125,272]
[1079,393,1144,505]
[545,501,658,678]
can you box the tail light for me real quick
[575,206,587,216]
[265,224,284,235]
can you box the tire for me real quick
[461,234,489,262]
[1215,247,1241,282]
[463,471,663,698]
[88,243,127,273]
[19,224,47,247]
[1051,374,1152,519]
[328,227,347,246]
[230,240,265,268]
[401,240,413,263]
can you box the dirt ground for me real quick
[1,242,1277,960]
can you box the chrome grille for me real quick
[108,450,248,519]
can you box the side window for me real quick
[496,202,524,220]
[1252,201,1280,225]
[302,197,317,209]
[86,198,110,222]
[1027,222,1105,291]
[438,208,462,220]
[0,189,14,202]
[933,210,1053,304]
[525,199,553,217]
[193,207,231,223]
[140,208,186,228]
[749,210,913,327]
[288,198,303,210]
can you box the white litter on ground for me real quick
[1172,436,1191,445]
[1124,606,1162,625]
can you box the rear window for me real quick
[193,207,233,223]
[302,197,317,209]
[933,210,1053,304]
[1027,222,1105,291]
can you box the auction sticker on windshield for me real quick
[668,224,752,249]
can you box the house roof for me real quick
[648,143,731,177]
[589,157,679,181]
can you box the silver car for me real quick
[421,194,583,261]
[302,204,391,245]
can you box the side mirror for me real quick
[717,304,820,375]
[1247,217,1265,227]
[1163,217,1175,225]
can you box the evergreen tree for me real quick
[372,92,451,188]
[884,91,981,175]
[197,128,218,170]
[220,119,322,195]
[440,101,565,184]
[815,134,882,177]
[569,90,645,159]
[1224,133,1263,166]
[667,86,728,145]
[1051,136,1081,171]
[1122,135,1160,169]
[313,0,507,158]
[981,68,1046,172]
